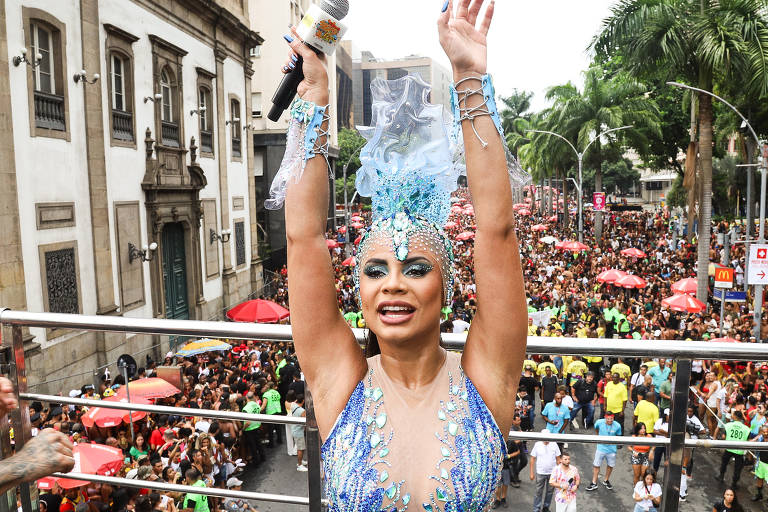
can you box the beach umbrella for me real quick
[326,239,340,249]
[662,294,706,313]
[531,224,548,232]
[513,203,528,210]
[540,236,559,245]
[597,269,627,283]
[615,274,648,289]
[37,443,124,490]
[620,248,647,258]
[559,241,589,252]
[226,299,290,323]
[115,378,180,400]
[176,339,232,356]
[456,232,475,241]
[350,215,363,222]
[517,209,531,216]
[671,278,697,295]
[81,396,150,428]
[342,256,356,267]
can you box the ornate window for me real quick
[160,67,179,147]
[235,221,246,267]
[230,98,241,158]
[199,86,213,154]
[31,23,54,94]
[44,247,79,314]
[105,24,138,146]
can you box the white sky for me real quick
[344,0,616,111]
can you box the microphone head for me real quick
[319,0,350,20]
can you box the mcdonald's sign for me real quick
[714,267,734,289]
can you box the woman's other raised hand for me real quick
[438,0,494,78]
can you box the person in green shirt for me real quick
[241,394,264,465]
[261,382,283,446]
[658,371,673,411]
[182,468,210,512]
[715,410,750,488]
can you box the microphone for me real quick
[267,0,350,122]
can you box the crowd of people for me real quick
[25,186,768,512]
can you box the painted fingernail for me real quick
[291,55,298,63]
[282,66,289,72]
[288,62,296,70]
[284,34,294,43]
[441,0,449,12]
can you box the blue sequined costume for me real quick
[321,352,505,511]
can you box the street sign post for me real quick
[714,267,734,288]
[593,192,606,212]
[713,289,747,302]
[748,244,768,285]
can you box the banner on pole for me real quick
[593,192,606,212]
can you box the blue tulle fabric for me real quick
[356,75,460,226]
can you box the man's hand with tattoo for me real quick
[0,427,74,494]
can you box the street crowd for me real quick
[27,185,768,512]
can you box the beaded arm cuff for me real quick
[449,74,531,189]
[264,97,331,210]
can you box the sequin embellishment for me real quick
[321,364,505,511]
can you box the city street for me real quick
[241,417,763,511]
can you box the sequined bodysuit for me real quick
[321,351,505,511]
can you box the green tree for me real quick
[594,0,768,303]
[500,89,534,157]
[338,127,367,174]
[543,67,660,240]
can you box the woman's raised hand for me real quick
[283,26,329,104]
[438,0,494,77]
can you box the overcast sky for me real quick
[344,0,616,111]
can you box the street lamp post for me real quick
[667,82,766,340]
[528,126,633,243]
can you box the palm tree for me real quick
[543,68,660,240]
[594,0,768,303]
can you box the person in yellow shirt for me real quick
[566,357,588,387]
[603,372,628,433]
[610,359,632,382]
[633,390,660,434]
[537,361,558,377]
[523,359,538,373]
[527,317,538,337]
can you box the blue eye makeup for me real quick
[363,263,388,279]
[403,261,434,278]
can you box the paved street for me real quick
[240,418,765,511]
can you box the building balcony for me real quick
[34,91,66,131]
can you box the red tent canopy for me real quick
[226,299,290,323]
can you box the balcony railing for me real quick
[200,129,213,153]
[2,309,768,512]
[231,136,242,157]
[112,109,134,142]
[161,120,179,147]
[33,91,65,131]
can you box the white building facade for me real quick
[0,0,263,392]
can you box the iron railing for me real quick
[112,109,134,142]
[2,309,768,512]
[33,91,65,131]
[200,130,213,153]
[161,121,179,147]
[231,136,241,157]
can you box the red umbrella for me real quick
[548,215,558,222]
[513,203,528,210]
[342,256,356,267]
[620,248,647,258]
[81,396,150,428]
[560,241,589,252]
[443,221,458,229]
[326,239,340,249]
[597,269,627,283]
[450,205,463,213]
[354,234,362,245]
[350,215,363,222]
[524,197,532,203]
[463,209,475,216]
[337,226,347,234]
[615,274,648,289]
[671,278,697,295]
[517,209,531,216]
[531,224,548,232]
[662,294,706,313]
[115,378,180,400]
[37,443,124,490]
[350,222,365,229]
[227,299,290,323]
[456,231,475,241]
[711,337,738,343]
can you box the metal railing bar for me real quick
[5,310,768,359]
[685,438,768,449]
[506,431,669,447]
[47,472,311,505]
[19,393,306,426]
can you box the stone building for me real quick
[0,0,263,392]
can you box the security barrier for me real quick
[2,309,768,512]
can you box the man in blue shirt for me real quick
[585,411,622,491]
[542,392,570,434]
[647,359,671,401]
